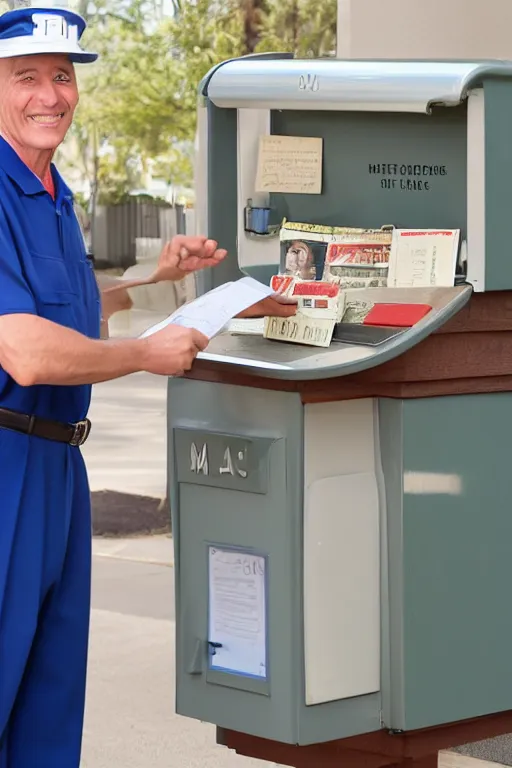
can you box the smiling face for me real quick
[0,53,78,159]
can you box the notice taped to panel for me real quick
[208,546,267,679]
[255,135,323,194]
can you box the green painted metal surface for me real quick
[169,380,512,741]
[380,394,512,731]
[378,399,406,731]
[174,428,274,494]
[196,102,243,297]
[484,79,512,290]
[270,107,467,236]
[169,380,304,743]
[168,379,381,745]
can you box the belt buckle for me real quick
[70,418,91,447]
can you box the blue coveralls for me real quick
[0,137,101,767]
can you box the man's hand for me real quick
[151,236,227,283]
[236,297,298,319]
[140,324,209,376]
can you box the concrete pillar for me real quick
[337,0,512,59]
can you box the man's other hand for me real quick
[152,236,227,283]
[141,324,209,376]
[236,297,298,319]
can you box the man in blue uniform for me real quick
[0,7,295,767]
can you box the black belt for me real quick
[0,407,91,446]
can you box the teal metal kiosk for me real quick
[168,57,512,767]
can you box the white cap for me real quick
[0,6,97,63]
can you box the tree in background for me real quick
[258,0,336,57]
[239,0,268,54]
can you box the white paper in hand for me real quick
[139,276,274,339]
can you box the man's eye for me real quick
[22,76,34,82]
[55,74,70,82]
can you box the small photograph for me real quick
[280,238,326,281]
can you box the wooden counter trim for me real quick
[301,374,512,403]
[218,709,512,768]
[435,291,512,334]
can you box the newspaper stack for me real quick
[264,276,345,348]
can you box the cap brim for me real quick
[0,41,98,63]
[68,52,98,63]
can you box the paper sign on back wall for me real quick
[255,135,323,194]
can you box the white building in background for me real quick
[337,0,512,59]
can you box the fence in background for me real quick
[91,199,195,269]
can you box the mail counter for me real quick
[166,284,512,768]
[167,55,512,768]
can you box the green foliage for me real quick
[168,0,245,89]
[55,0,336,205]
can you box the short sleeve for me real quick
[0,207,36,317]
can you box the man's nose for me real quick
[37,80,60,108]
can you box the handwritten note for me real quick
[208,546,267,679]
[255,135,323,195]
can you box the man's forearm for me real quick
[0,314,147,387]
[96,274,134,325]
[96,274,178,324]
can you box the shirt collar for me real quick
[0,135,73,202]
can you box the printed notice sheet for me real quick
[208,546,267,679]
[140,276,274,339]
[387,229,460,288]
[255,135,323,194]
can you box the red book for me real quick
[363,303,432,327]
